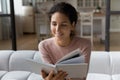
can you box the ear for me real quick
[71,22,75,30]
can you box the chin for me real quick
[55,36,63,41]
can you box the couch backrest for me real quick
[88,51,111,74]
[109,51,120,74]
[89,51,120,75]
[0,50,43,72]
[0,50,14,71]
[1,50,120,75]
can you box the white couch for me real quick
[1,50,120,80]
[0,50,43,80]
[87,51,120,80]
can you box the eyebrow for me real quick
[62,21,68,23]
[51,21,69,23]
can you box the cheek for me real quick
[50,26,55,34]
[63,29,71,36]
[67,28,72,33]
[67,30,71,35]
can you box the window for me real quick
[0,0,1,12]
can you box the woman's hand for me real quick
[41,70,68,80]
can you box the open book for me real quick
[26,49,88,78]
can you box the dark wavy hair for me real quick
[48,2,78,38]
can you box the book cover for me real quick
[25,48,88,78]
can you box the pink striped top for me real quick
[38,37,91,64]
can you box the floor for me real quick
[0,34,38,50]
[0,32,120,51]
[110,32,120,50]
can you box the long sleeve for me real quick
[38,41,53,64]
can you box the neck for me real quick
[55,38,71,47]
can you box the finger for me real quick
[41,70,48,79]
[47,70,54,79]
[59,71,68,78]
[66,77,72,80]
[55,70,68,79]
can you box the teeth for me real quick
[56,33,62,35]
[56,34,61,37]
[56,33,62,37]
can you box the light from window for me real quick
[0,0,1,12]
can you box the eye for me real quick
[51,22,57,26]
[61,24,67,26]
[61,23,68,27]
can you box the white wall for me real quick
[14,0,23,37]
[110,15,120,32]
[110,0,120,32]
[55,0,77,9]
[111,0,120,11]
[0,18,2,40]
[22,6,35,33]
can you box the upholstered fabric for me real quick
[88,51,110,74]
[0,50,43,80]
[87,51,120,80]
[1,50,120,80]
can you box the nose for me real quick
[56,25,61,32]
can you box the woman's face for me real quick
[50,12,75,42]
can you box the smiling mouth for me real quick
[55,33,63,37]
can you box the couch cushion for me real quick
[0,50,44,80]
[1,71,31,80]
[88,51,110,74]
[27,73,43,80]
[0,50,14,71]
[112,74,120,80]
[9,50,42,72]
[33,51,43,62]
[110,52,120,74]
[0,71,8,79]
[86,73,111,80]
[0,71,43,80]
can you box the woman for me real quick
[38,2,91,80]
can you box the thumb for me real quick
[47,70,54,79]
[66,77,72,80]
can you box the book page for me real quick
[58,55,85,64]
[56,63,88,78]
[56,48,81,64]
[25,59,56,74]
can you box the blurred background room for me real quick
[0,0,120,51]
